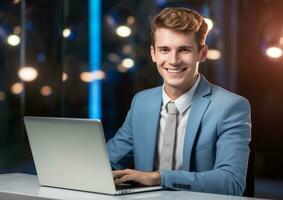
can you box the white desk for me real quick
[0,173,262,200]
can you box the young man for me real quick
[107,7,251,196]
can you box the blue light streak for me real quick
[89,0,101,119]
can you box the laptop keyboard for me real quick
[115,182,144,190]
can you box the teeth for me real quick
[166,68,184,73]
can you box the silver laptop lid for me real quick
[24,116,117,194]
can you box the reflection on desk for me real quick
[0,173,260,200]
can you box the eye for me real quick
[158,48,170,54]
[179,48,192,53]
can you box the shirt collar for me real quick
[162,75,201,114]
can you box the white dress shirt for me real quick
[155,75,201,170]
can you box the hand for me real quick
[113,169,161,186]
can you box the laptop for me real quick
[24,116,162,195]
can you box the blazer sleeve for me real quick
[106,95,137,170]
[159,97,251,196]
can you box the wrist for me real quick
[151,171,161,185]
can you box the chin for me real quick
[164,81,185,89]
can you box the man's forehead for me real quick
[155,44,194,48]
[154,36,197,48]
[154,28,197,43]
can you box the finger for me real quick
[124,168,134,173]
[112,170,121,178]
[113,174,124,180]
[112,170,128,179]
[113,169,134,179]
[112,170,122,175]
[114,175,134,185]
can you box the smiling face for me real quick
[151,28,207,99]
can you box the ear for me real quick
[150,45,156,63]
[198,45,208,63]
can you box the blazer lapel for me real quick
[182,75,212,171]
[143,88,162,171]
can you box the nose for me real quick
[168,51,180,66]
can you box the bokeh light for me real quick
[62,72,68,82]
[0,91,6,101]
[7,34,20,46]
[18,66,38,82]
[122,45,132,55]
[116,25,131,37]
[13,26,22,35]
[266,47,282,59]
[80,70,106,82]
[127,16,135,25]
[204,18,213,32]
[207,49,221,60]
[62,28,71,38]
[117,64,128,73]
[108,53,121,63]
[11,82,24,95]
[40,86,52,96]
[121,58,134,68]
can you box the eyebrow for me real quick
[156,46,169,49]
[156,45,194,49]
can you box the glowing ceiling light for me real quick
[11,82,24,95]
[204,18,213,32]
[18,66,38,82]
[116,25,131,37]
[14,0,20,4]
[80,70,105,82]
[0,91,6,101]
[122,58,134,68]
[62,28,71,38]
[266,47,282,58]
[62,72,68,82]
[7,34,20,46]
[207,49,221,60]
[40,86,52,96]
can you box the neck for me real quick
[164,74,199,100]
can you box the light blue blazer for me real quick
[107,75,251,196]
